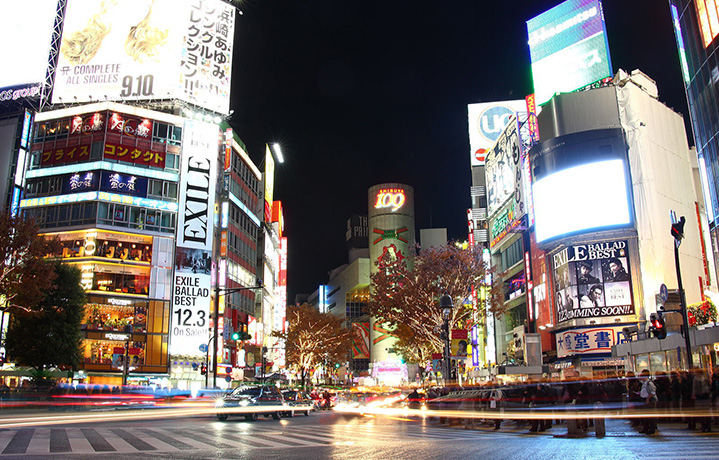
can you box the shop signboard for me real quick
[53,0,235,114]
[553,240,635,325]
[100,172,148,197]
[61,171,99,195]
[170,120,218,357]
[555,325,625,358]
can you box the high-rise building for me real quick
[668,1,719,280]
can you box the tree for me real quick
[273,304,351,388]
[366,243,505,368]
[0,213,60,313]
[5,263,86,380]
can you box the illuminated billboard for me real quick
[531,129,631,243]
[53,0,235,114]
[527,0,612,105]
[0,1,58,91]
[695,0,719,47]
[552,240,635,325]
[467,100,526,167]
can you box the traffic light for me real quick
[230,331,252,341]
[334,363,340,369]
[231,332,240,341]
[671,216,686,244]
[200,363,207,375]
[649,313,667,340]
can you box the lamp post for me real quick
[671,213,694,369]
[439,294,453,385]
[210,278,263,388]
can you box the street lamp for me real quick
[438,294,453,385]
[210,278,263,388]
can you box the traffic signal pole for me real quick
[671,213,694,369]
[674,243,694,369]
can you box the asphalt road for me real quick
[0,410,715,460]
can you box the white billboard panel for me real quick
[0,1,58,90]
[467,100,526,167]
[171,119,218,357]
[533,159,631,242]
[53,0,234,114]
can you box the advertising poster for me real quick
[53,0,234,114]
[553,240,634,324]
[450,329,469,358]
[351,323,370,359]
[171,248,211,356]
[170,120,218,357]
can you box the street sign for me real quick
[199,344,208,353]
[659,284,668,303]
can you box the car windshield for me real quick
[230,387,262,397]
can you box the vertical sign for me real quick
[171,120,218,357]
[264,145,275,223]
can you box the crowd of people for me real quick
[417,368,719,436]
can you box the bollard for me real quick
[594,402,605,438]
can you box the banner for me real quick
[351,323,370,359]
[553,240,635,324]
[170,120,218,357]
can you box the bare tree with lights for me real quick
[273,304,351,388]
[366,243,504,370]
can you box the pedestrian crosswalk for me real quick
[0,424,487,455]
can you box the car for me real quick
[280,390,314,417]
[215,385,287,421]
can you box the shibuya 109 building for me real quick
[0,0,286,390]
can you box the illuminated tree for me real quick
[273,304,351,388]
[366,243,504,367]
[0,213,60,313]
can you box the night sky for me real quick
[228,0,689,301]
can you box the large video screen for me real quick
[53,0,235,114]
[0,1,58,90]
[527,0,612,105]
[533,159,631,242]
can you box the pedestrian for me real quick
[639,369,658,435]
[692,368,711,432]
[626,371,642,427]
[489,385,504,430]
[670,371,682,422]
[681,370,695,429]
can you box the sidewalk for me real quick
[439,417,719,438]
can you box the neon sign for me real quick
[374,189,406,212]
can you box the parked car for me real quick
[215,385,287,421]
[280,390,314,417]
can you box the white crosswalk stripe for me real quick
[0,423,496,455]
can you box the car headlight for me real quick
[215,399,226,408]
[239,399,250,406]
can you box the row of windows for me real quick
[24,203,96,228]
[147,179,178,201]
[227,228,257,269]
[33,115,182,147]
[229,203,259,241]
[98,203,176,234]
[500,238,523,272]
[230,153,261,197]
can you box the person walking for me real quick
[639,370,658,435]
